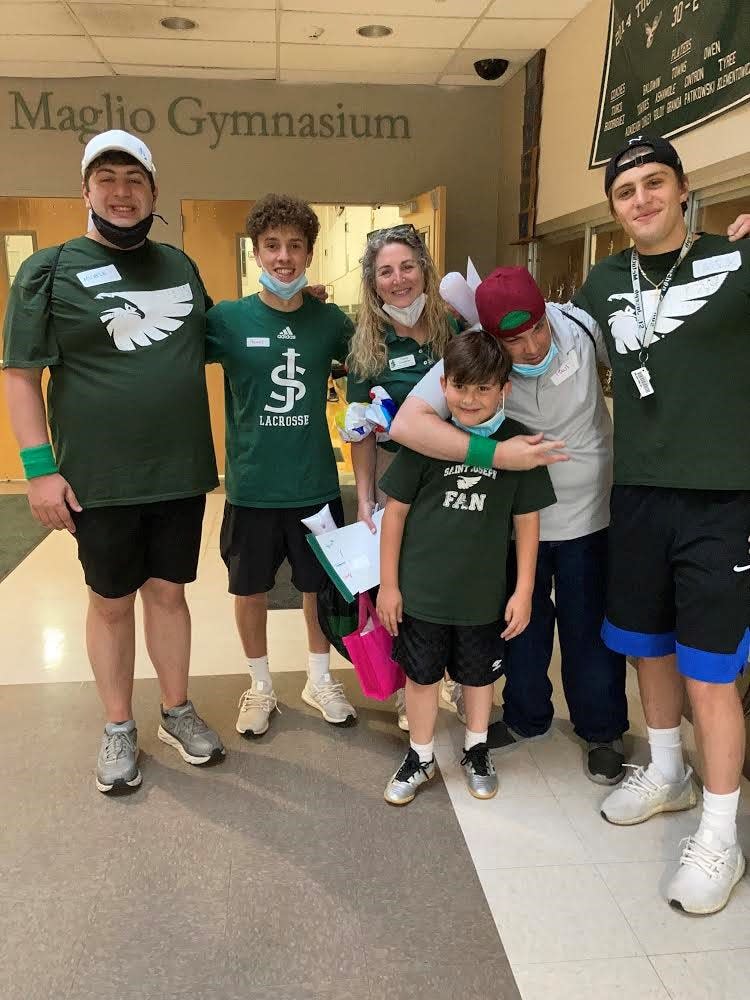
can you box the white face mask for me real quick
[381,293,426,328]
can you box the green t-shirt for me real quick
[346,319,458,453]
[574,234,750,490]
[206,293,352,508]
[1,237,218,507]
[379,418,557,626]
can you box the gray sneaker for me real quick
[460,743,498,800]
[158,701,225,765]
[384,748,435,806]
[96,720,142,794]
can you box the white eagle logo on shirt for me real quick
[95,282,194,352]
[606,273,728,354]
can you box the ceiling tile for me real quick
[443,47,536,74]
[0,61,111,76]
[281,0,487,14]
[3,3,83,34]
[174,0,273,6]
[72,4,275,42]
[281,12,474,48]
[280,69,439,86]
[485,0,590,17]
[112,63,276,78]
[95,37,276,68]
[439,61,525,86]
[0,35,102,61]
[281,43,451,73]
[466,17,567,49]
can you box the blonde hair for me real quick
[348,227,453,379]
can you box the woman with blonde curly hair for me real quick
[347,225,455,529]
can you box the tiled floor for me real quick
[1,492,749,999]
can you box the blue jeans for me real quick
[503,529,629,744]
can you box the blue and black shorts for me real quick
[602,486,750,683]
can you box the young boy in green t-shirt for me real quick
[377,330,556,805]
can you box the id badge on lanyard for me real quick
[629,233,694,399]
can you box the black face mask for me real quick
[90,209,165,250]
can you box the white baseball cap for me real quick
[81,130,156,177]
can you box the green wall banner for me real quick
[590,0,750,167]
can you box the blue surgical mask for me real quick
[451,392,506,437]
[259,269,308,300]
[512,340,559,378]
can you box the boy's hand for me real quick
[357,499,377,534]
[377,584,403,637]
[727,214,750,242]
[304,284,329,302]
[501,590,532,640]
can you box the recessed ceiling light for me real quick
[357,24,393,39]
[160,17,197,31]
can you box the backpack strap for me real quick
[556,307,597,352]
[47,242,66,310]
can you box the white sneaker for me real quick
[236,682,278,737]
[667,831,746,914]
[395,687,409,732]
[600,764,698,826]
[302,674,357,726]
[440,678,466,725]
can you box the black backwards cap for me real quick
[604,135,682,194]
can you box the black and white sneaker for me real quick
[586,739,625,785]
[384,748,435,806]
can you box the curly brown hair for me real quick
[246,194,320,250]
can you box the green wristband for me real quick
[465,434,496,470]
[20,443,59,479]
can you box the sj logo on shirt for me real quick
[259,347,311,427]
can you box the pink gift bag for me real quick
[343,592,405,701]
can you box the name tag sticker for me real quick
[550,351,580,386]
[389,354,416,371]
[692,251,742,279]
[246,337,270,348]
[76,265,122,288]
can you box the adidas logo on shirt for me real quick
[277,327,295,340]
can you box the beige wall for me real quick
[537,0,750,231]
[0,78,504,279]
[495,69,525,267]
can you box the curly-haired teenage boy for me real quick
[206,194,356,735]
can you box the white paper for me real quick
[301,503,339,536]
[313,509,384,596]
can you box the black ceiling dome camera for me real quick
[473,58,510,81]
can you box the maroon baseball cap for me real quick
[475,267,546,339]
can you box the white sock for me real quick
[410,739,434,764]
[647,725,685,783]
[697,787,740,848]
[308,652,330,685]
[247,655,272,691]
[464,728,488,751]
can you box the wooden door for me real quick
[0,198,86,480]
[400,186,447,275]
[181,199,254,476]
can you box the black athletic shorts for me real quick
[603,486,750,683]
[220,497,345,597]
[393,613,506,687]
[72,495,206,600]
